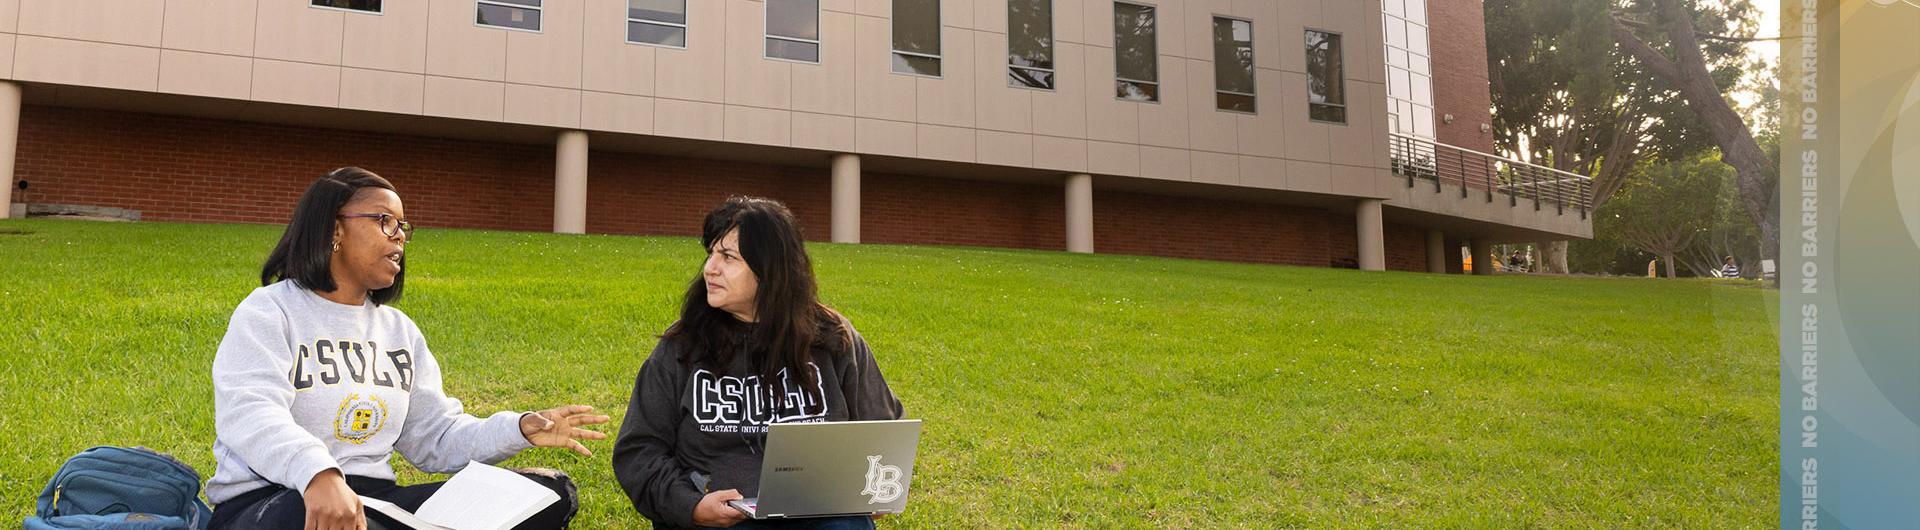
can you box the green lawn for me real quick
[0,219,1778,528]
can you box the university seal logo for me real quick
[334,393,390,444]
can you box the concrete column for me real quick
[831,153,860,243]
[1064,173,1094,253]
[1470,238,1494,275]
[1426,229,1447,273]
[553,130,589,234]
[0,81,21,219]
[1355,199,1385,271]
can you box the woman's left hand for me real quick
[519,405,612,456]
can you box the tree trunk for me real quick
[1537,240,1570,273]
[1662,253,1677,278]
[1609,0,1780,274]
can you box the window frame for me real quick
[1211,14,1257,115]
[474,0,544,33]
[764,0,824,64]
[309,0,383,15]
[1112,0,1160,104]
[626,0,689,49]
[1006,0,1058,91]
[889,0,944,78]
[1304,27,1348,125]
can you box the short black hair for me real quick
[261,167,404,305]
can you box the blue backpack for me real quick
[23,446,213,530]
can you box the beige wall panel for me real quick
[1082,45,1137,143]
[251,58,340,107]
[158,49,251,100]
[1278,70,1330,163]
[162,0,256,55]
[654,98,727,140]
[940,0,974,30]
[582,0,659,96]
[1236,68,1286,157]
[974,0,1007,34]
[855,117,917,157]
[1287,159,1332,194]
[1053,0,1085,45]
[1186,59,1237,154]
[0,0,18,33]
[13,36,159,91]
[426,0,507,80]
[340,67,426,115]
[1136,57,1187,148]
[1086,139,1138,177]
[854,15,915,120]
[916,123,975,162]
[976,129,1034,167]
[1238,154,1284,189]
[724,105,793,146]
[424,75,506,121]
[854,0,887,18]
[1138,144,1188,181]
[1030,42,1086,139]
[1079,0,1111,49]
[505,1,585,88]
[0,34,14,79]
[1329,81,1380,168]
[725,0,791,109]
[792,11,857,115]
[1274,0,1316,74]
[254,0,343,65]
[653,0,726,102]
[343,0,428,73]
[580,90,657,135]
[505,83,582,128]
[1329,163,1381,197]
[913,27,974,127]
[973,31,1031,133]
[1032,135,1088,173]
[18,0,164,47]
[1189,150,1238,186]
[791,111,855,151]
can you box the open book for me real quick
[359,461,559,530]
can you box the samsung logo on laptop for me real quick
[773,466,805,472]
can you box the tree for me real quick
[1483,0,1742,273]
[1604,153,1728,277]
[1608,0,1781,279]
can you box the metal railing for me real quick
[1388,133,1593,219]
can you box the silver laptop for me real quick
[728,419,923,519]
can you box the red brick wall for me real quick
[13,105,1427,271]
[1427,0,1497,154]
[14,106,554,231]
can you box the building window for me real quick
[1112,2,1157,102]
[1008,0,1054,89]
[1383,0,1435,138]
[476,0,541,32]
[766,0,820,62]
[312,0,381,13]
[1212,17,1255,113]
[628,0,687,47]
[892,0,941,76]
[1306,29,1346,123]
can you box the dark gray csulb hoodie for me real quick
[612,321,903,529]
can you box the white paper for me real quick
[411,461,559,530]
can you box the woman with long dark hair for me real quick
[207,167,608,530]
[613,196,904,530]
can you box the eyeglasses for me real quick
[339,213,414,241]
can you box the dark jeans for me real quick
[209,468,577,530]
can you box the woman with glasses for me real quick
[613,196,904,530]
[207,167,608,530]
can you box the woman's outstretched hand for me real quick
[519,405,612,456]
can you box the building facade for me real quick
[0,0,1589,272]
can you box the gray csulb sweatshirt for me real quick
[207,280,531,505]
[612,320,904,529]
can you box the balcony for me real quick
[1387,133,1594,220]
